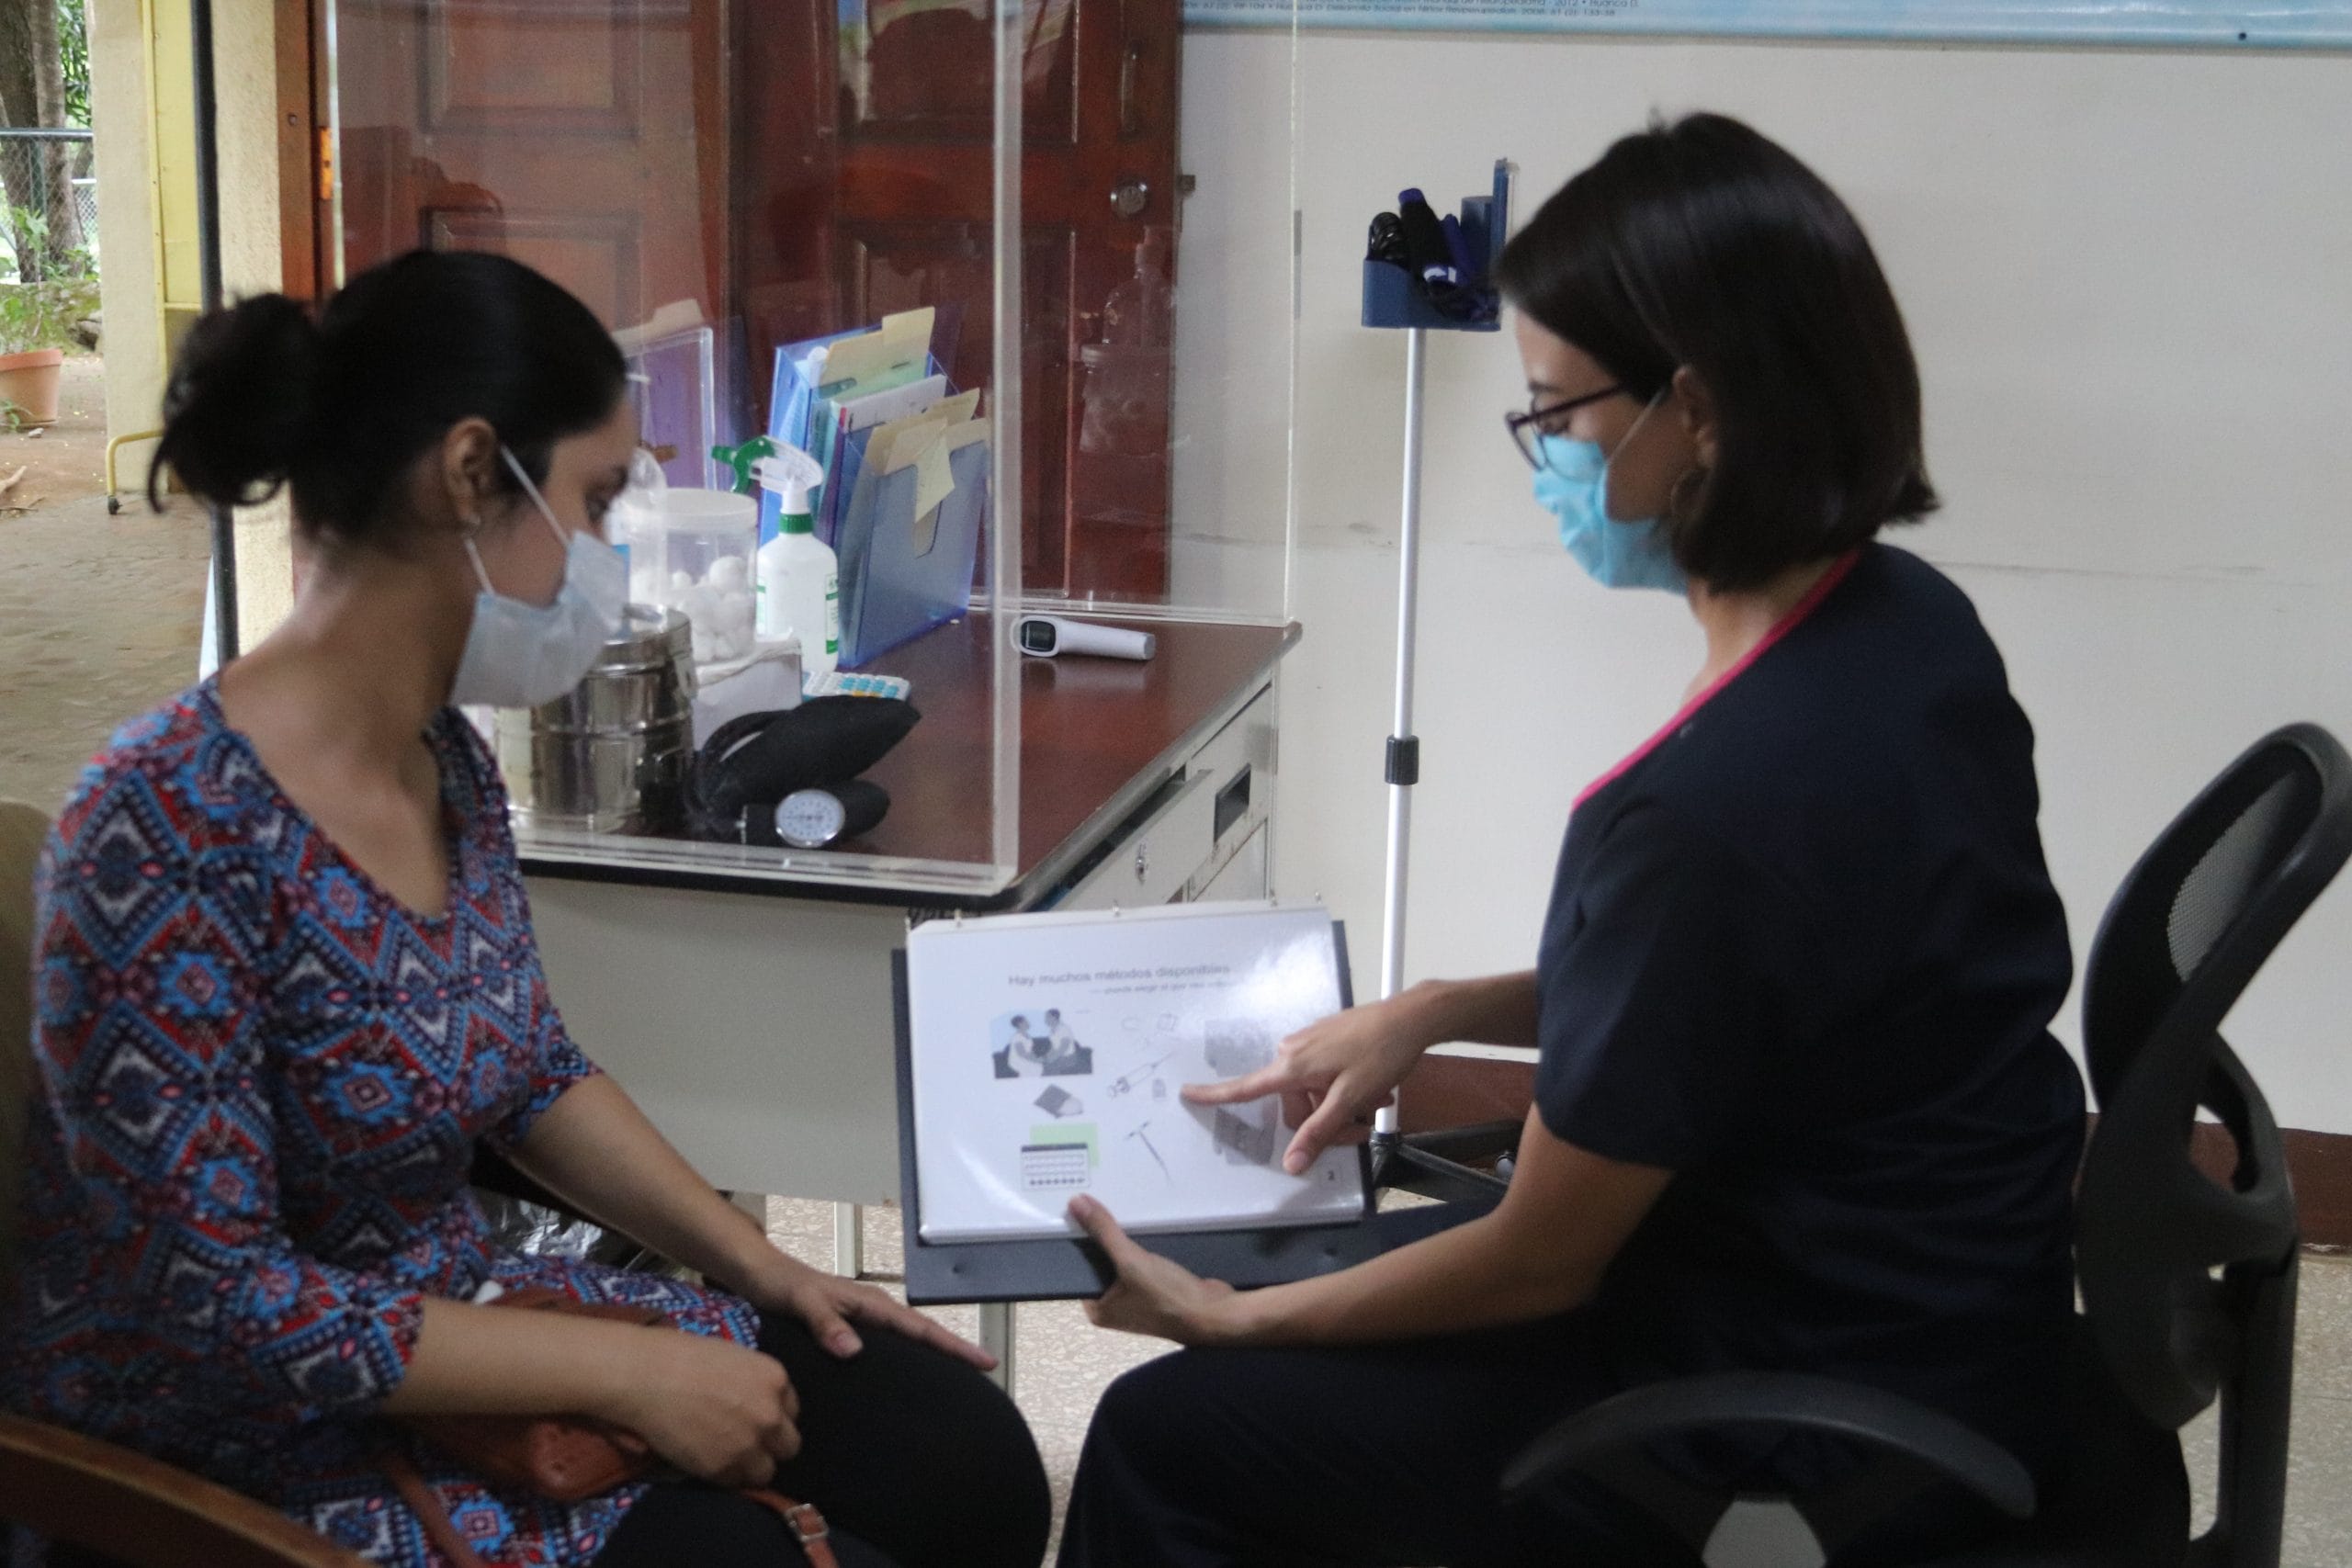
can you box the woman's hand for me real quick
[1069,1196,1239,1344]
[1182,987,1445,1173]
[738,1251,999,1371]
[600,1328,803,1488]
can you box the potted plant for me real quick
[0,208,91,427]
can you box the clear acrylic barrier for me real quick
[325,0,1301,899]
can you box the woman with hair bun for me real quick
[3,251,1048,1568]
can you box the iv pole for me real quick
[1371,327,1428,1139]
[1362,166,1519,1198]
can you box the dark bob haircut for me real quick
[151,250,627,551]
[1494,113,1937,590]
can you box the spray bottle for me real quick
[752,446,840,676]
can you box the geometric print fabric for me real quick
[4,684,759,1566]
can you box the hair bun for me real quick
[151,293,322,511]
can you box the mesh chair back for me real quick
[2076,724,2352,1431]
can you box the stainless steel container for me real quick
[493,606,697,835]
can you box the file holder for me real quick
[1359,157,1512,333]
[835,438,991,669]
[763,332,950,545]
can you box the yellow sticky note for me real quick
[913,438,956,522]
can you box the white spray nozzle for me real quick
[752,446,825,515]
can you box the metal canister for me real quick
[493,606,697,835]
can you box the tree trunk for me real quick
[0,0,36,129]
[0,0,40,271]
[29,0,78,272]
[0,0,81,281]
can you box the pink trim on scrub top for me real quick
[1571,548,1863,812]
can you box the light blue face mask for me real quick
[1532,396,1689,594]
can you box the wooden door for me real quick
[323,0,1179,599]
[737,0,1182,600]
[325,0,731,333]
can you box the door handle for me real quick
[1111,179,1150,220]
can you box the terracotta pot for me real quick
[0,348,64,427]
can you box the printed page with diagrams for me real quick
[906,901,1370,1243]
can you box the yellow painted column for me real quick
[210,0,298,651]
[96,0,296,655]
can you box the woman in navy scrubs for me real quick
[1056,113,2086,1567]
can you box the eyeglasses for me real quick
[1505,386,1625,471]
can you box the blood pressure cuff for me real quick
[692,696,920,831]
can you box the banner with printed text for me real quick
[1183,0,2352,48]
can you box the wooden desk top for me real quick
[858,613,1295,882]
[517,613,1296,908]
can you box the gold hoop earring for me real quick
[1667,464,1709,526]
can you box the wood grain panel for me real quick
[740,0,1177,600]
[425,209,642,327]
[845,0,1078,144]
[841,221,1076,585]
[425,0,637,134]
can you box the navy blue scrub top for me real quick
[1535,544,2085,1461]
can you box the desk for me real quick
[514,614,1294,1367]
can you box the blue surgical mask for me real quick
[449,446,629,710]
[1532,397,1688,594]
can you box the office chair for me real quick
[1502,722,2352,1568]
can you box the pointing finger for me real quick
[1181,1062,1299,1106]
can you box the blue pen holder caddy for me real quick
[1361,159,1513,333]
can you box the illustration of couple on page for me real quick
[992,1008,1094,1078]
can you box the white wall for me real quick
[1175,31,2352,1134]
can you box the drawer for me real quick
[1058,769,1218,911]
[1192,822,1269,903]
[1188,687,1275,874]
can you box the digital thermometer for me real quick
[1015,615,1157,661]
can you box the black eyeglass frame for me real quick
[1505,386,1628,471]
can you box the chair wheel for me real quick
[106,495,119,514]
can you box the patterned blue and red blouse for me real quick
[2,682,759,1567]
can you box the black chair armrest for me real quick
[1502,1372,2035,1557]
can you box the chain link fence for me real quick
[0,129,98,284]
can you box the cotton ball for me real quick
[707,555,749,592]
[671,570,695,593]
[713,590,756,661]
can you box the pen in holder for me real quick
[1361,159,1513,333]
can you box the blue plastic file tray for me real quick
[836,440,990,670]
[763,333,949,544]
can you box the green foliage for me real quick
[1,203,94,290]
[60,0,90,129]
[0,260,100,355]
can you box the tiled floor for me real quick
[764,1199,2352,1565]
